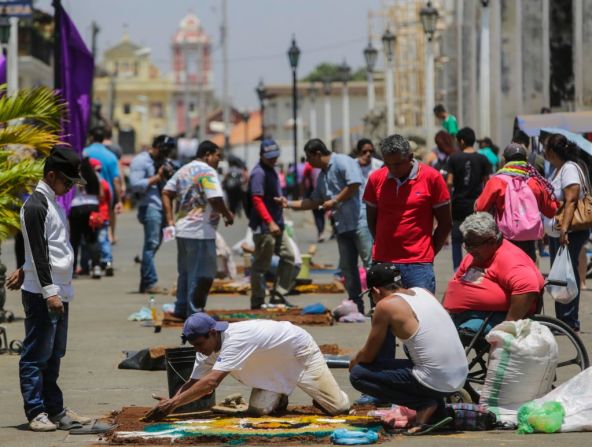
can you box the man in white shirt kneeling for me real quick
[145,313,350,420]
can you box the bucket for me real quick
[296,254,312,280]
[164,347,215,413]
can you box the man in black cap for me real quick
[349,263,467,435]
[6,147,91,431]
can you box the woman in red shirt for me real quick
[443,212,544,333]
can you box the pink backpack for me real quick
[495,174,543,241]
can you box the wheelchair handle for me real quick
[545,279,568,287]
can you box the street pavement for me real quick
[0,209,591,446]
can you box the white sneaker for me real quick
[91,265,102,279]
[29,413,57,432]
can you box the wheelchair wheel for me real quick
[531,315,590,375]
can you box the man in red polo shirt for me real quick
[364,134,452,293]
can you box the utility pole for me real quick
[221,0,230,151]
[90,21,100,126]
[52,0,62,90]
[183,44,191,136]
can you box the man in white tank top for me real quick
[349,263,468,435]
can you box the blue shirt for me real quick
[248,161,284,233]
[82,142,120,194]
[129,151,162,209]
[312,153,363,234]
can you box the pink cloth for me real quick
[369,405,417,429]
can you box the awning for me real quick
[540,127,592,156]
[515,111,592,137]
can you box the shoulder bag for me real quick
[555,162,592,231]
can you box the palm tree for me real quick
[0,84,66,321]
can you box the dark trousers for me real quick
[350,358,451,414]
[69,204,100,271]
[19,291,69,421]
[336,230,363,313]
[312,208,325,236]
[508,239,537,262]
[549,230,589,331]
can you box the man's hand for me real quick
[46,295,64,316]
[268,221,282,236]
[560,228,569,246]
[223,212,234,226]
[6,268,24,290]
[144,395,177,422]
[321,199,338,210]
[274,197,289,208]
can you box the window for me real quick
[123,103,131,114]
[151,102,163,118]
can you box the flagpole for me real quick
[53,0,62,90]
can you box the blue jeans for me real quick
[451,220,463,271]
[355,224,374,269]
[174,238,217,318]
[394,262,436,294]
[451,310,507,334]
[350,358,451,413]
[549,230,589,331]
[98,221,112,263]
[336,230,363,313]
[19,291,69,421]
[138,206,164,291]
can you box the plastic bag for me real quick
[480,320,558,408]
[545,246,578,304]
[331,429,378,445]
[517,401,565,434]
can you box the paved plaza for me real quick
[0,210,591,446]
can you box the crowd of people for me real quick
[7,106,592,434]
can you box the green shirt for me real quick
[442,114,458,136]
[479,147,498,172]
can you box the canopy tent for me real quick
[515,111,592,137]
[540,127,592,156]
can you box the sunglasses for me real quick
[463,237,494,250]
[58,172,74,189]
[361,149,374,155]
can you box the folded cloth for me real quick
[301,303,328,315]
[339,312,366,323]
[331,429,378,445]
[127,307,152,321]
[332,300,358,319]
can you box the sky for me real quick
[37,0,383,109]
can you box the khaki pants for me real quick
[250,232,295,308]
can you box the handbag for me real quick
[555,163,592,231]
[88,211,105,230]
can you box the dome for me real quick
[173,12,209,44]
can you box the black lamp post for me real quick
[419,1,439,42]
[364,41,378,73]
[287,35,300,198]
[241,110,250,162]
[255,78,267,138]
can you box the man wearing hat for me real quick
[247,139,296,309]
[475,142,558,260]
[144,313,350,421]
[349,263,467,435]
[7,147,91,431]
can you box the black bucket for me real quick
[164,347,215,413]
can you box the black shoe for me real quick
[104,262,114,277]
[251,304,263,310]
[269,293,295,308]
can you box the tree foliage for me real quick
[0,84,66,240]
[302,63,367,83]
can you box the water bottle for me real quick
[47,297,61,323]
[149,296,157,321]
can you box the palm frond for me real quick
[0,124,63,155]
[0,158,43,197]
[0,85,66,130]
[0,206,21,240]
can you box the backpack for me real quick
[445,403,498,431]
[495,174,543,241]
[223,167,243,190]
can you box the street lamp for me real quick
[479,0,491,137]
[322,76,332,145]
[339,60,351,153]
[255,78,267,138]
[241,110,250,163]
[287,35,300,197]
[308,83,318,138]
[382,29,396,135]
[420,1,439,144]
[363,40,378,111]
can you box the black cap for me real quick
[359,263,403,299]
[45,146,86,185]
[503,142,528,161]
[152,135,176,150]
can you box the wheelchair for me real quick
[451,286,589,404]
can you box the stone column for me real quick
[461,0,478,130]
[490,0,503,145]
[574,0,584,108]
[521,0,548,113]
[583,0,592,107]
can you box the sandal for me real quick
[50,414,83,431]
[403,416,453,436]
[70,419,114,435]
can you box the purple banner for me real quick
[56,4,94,211]
[0,53,6,85]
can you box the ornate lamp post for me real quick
[420,1,439,144]
[363,40,378,111]
[339,60,351,153]
[241,110,250,162]
[382,29,396,135]
[255,78,267,138]
[287,36,301,196]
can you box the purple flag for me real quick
[56,4,94,211]
[0,53,6,86]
